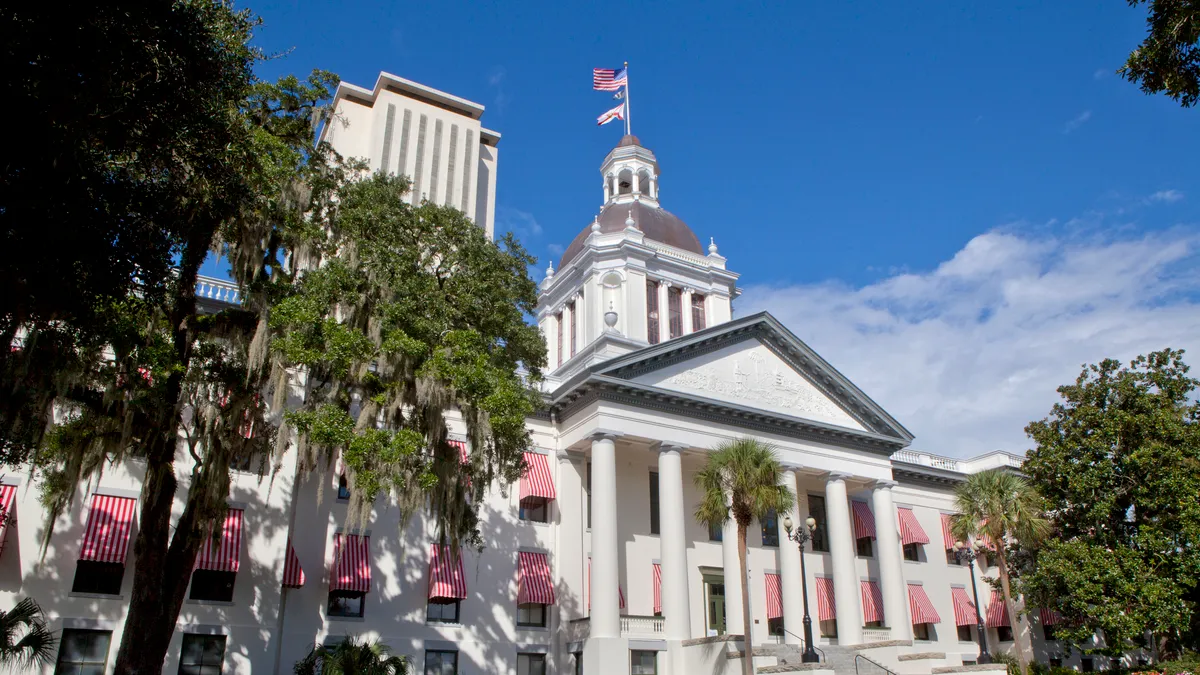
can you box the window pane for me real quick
[648,472,660,535]
[631,650,657,675]
[189,570,236,602]
[55,630,112,675]
[71,561,125,595]
[761,508,778,547]
[646,280,660,344]
[807,496,828,552]
[708,521,723,542]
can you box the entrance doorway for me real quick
[703,573,727,635]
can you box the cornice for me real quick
[891,465,964,488]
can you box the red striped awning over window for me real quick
[586,559,625,611]
[861,580,885,623]
[331,533,372,593]
[908,584,941,625]
[283,539,305,588]
[898,508,930,546]
[816,577,836,621]
[449,440,468,465]
[519,452,556,501]
[428,544,468,601]
[653,563,662,615]
[195,508,244,573]
[852,501,876,539]
[518,551,555,605]
[952,587,978,626]
[1040,608,1062,625]
[79,494,138,563]
[0,485,17,557]
[765,573,783,620]
[941,513,957,550]
[985,590,1009,627]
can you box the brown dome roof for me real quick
[558,201,704,268]
[617,134,642,147]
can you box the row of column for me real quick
[588,434,912,650]
[653,281,701,343]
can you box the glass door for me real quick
[706,582,727,635]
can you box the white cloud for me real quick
[546,243,565,256]
[497,206,541,239]
[1147,189,1184,204]
[1063,110,1092,134]
[1093,68,1108,80]
[739,227,1200,459]
[488,66,510,111]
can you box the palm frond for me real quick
[0,598,57,669]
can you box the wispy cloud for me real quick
[497,206,541,240]
[1063,110,1092,134]
[740,226,1200,458]
[487,66,510,111]
[546,243,565,256]
[1093,68,1108,80]
[1147,189,1184,204]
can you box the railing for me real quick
[781,627,825,663]
[196,275,241,305]
[645,240,715,268]
[620,614,665,637]
[890,450,961,472]
[860,628,892,643]
[855,654,900,675]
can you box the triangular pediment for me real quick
[590,312,913,442]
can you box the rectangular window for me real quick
[71,561,124,595]
[856,537,874,558]
[1043,624,1058,641]
[556,312,564,368]
[55,629,112,675]
[957,625,973,642]
[328,590,366,618]
[865,620,884,629]
[708,520,723,542]
[631,650,657,675]
[337,474,351,501]
[189,569,236,602]
[568,301,577,357]
[1082,658,1095,673]
[768,617,785,636]
[903,543,922,562]
[520,497,549,523]
[996,626,1014,642]
[426,599,461,624]
[667,286,683,339]
[819,619,838,638]
[517,653,547,675]
[649,472,660,535]
[178,633,227,675]
[424,649,458,675]
[574,652,583,675]
[760,508,779,547]
[1050,657,1063,668]
[946,549,960,565]
[691,293,706,331]
[913,623,933,641]
[646,280,660,344]
[517,602,548,628]
[807,495,829,552]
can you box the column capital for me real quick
[872,479,899,490]
[589,430,624,443]
[825,471,853,483]
[557,449,586,463]
[652,441,688,456]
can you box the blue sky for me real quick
[221,0,1200,457]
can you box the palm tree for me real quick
[0,598,56,670]
[293,635,411,675]
[952,469,1049,675]
[695,438,795,675]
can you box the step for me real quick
[758,664,836,674]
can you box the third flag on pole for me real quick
[596,103,625,126]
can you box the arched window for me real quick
[617,168,633,195]
[636,169,652,196]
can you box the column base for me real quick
[583,635,630,675]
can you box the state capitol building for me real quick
[3,73,1096,675]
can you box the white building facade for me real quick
[5,75,1095,675]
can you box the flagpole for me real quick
[624,61,631,136]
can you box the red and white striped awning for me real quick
[941,513,957,550]
[519,452,556,501]
[861,580,885,623]
[908,584,941,625]
[765,573,783,620]
[331,533,372,593]
[586,559,625,611]
[518,551,555,605]
[898,508,930,546]
[952,587,977,626]
[449,440,468,464]
[985,590,1009,627]
[653,563,662,615]
[195,508,244,573]
[1040,608,1062,626]
[283,539,305,588]
[852,501,876,539]
[428,544,468,601]
[79,494,138,563]
[0,485,17,557]
[816,577,836,621]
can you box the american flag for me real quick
[593,67,627,91]
[597,103,625,126]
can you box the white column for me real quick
[872,481,911,640]
[658,281,671,343]
[650,174,659,200]
[681,288,694,335]
[632,170,641,194]
[777,470,804,645]
[590,433,621,638]
[609,174,617,200]
[825,473,863,645]
[721,495,746,636]
[657,444,692,641]
[563,302,574,361]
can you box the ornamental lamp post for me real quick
[954,540,993,664]
[783,514,821,663]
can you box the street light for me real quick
[954,540,993,665]
[783,514,821,663]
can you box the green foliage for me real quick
[1143,652,1200,675]
[1120,1,1200,107]
[0,598,57,669]
[992,651,1022,675]
[1023,349,1200,655]
[1029,663,1080,675]
[294,636,411,675]
[269,172,545,549]
[693,438,795,532]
